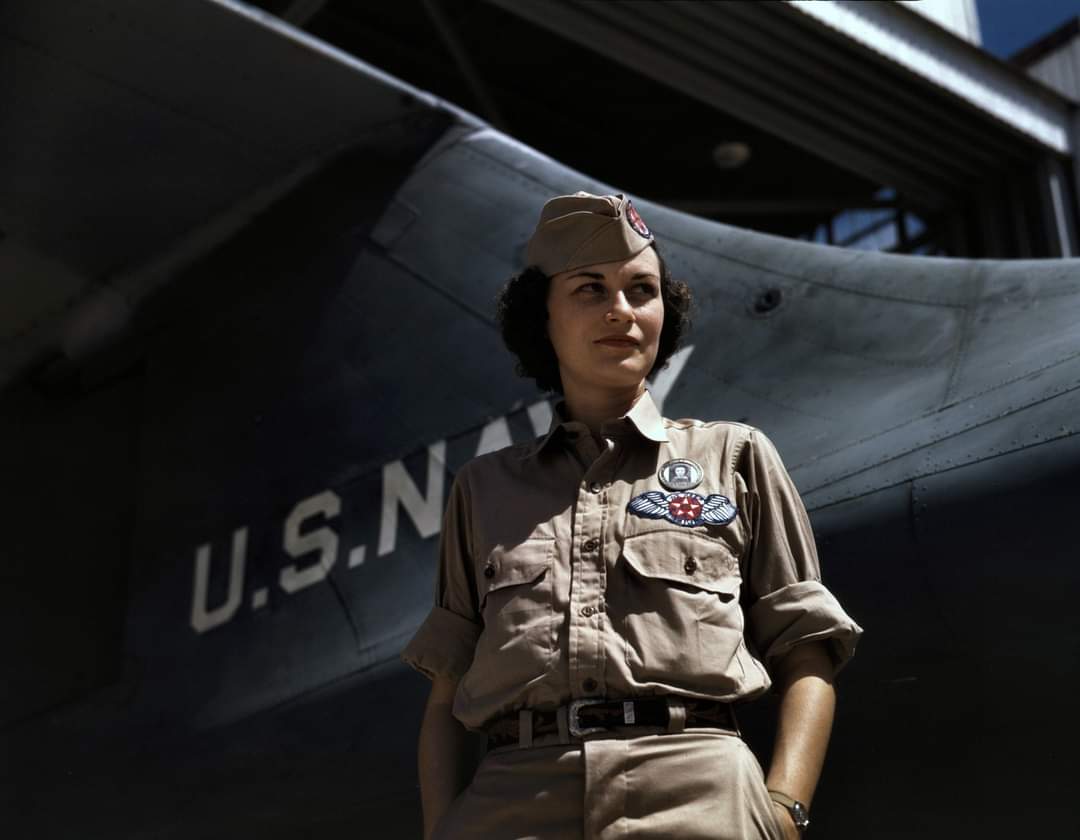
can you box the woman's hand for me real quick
[771,801,801,840]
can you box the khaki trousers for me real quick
[433,729,784,840]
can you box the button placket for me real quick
[567,436,616,698]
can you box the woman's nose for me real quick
[607,291,634,321]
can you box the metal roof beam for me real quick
[725,2,1030,168]
[485,0,954,207]
[647,2,988,188]
[785,0,1074,155]
[422,0,510,132]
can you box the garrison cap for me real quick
[525,191,654,276]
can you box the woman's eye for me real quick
[634,283,659,296]
[576,282,604,294]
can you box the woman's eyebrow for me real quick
[568,271,605,281]
[567,270,658,281]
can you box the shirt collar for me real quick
[521,389,669,460]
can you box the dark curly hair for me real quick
[495,245,692,394]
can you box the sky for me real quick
[976,0,1080,58]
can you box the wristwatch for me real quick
[767,790,810,835]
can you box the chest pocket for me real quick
[462,538,557,702]
[616,530,751,694]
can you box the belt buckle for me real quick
[568,698,609,738]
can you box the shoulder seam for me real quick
[730,425,754,473]
[663,418,760,432]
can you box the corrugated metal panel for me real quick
[487,0,1066,210]
[1028,34,1080,104]
[904,0,981,46]
[787,0,1071,153]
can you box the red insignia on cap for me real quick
[626,201,651,238]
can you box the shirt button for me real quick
[483,564,496,578]
[589,481,602,493]
[583,678,598,693]
[583,538,599,552]
[581,605,596,617]
[684,558,697,573]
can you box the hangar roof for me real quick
[1,0,1075,393]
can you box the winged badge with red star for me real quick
[627,491,737,528]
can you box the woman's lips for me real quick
[594,338,639,347]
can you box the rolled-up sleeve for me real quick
[400,470,482,681]
[737,429,862,676]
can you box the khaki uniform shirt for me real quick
[402,390,862,732]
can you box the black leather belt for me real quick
[486,696,740,749]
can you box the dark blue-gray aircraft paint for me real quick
[4,1,1080,838]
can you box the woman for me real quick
[402,192,862,839]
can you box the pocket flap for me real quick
[621,531,739,596]
[481,539,553,600]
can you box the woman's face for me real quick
[546,246,664,395]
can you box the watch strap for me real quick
[767,789,810,833]
[767,790,797,809]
